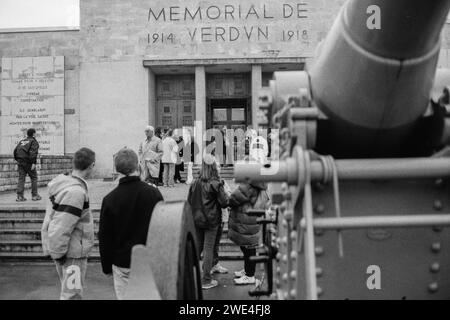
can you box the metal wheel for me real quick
[145,201,202,300]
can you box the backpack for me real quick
[13,138,32,161]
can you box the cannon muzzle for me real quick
[309,0,450,157]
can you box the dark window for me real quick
[183,116,193,126]
[182,81,190,91]
[162,116,172,126]
[183,103,191,113]
[215,79,222,90]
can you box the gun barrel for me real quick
[309,0,450,157]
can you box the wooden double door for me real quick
[156,75,195,128]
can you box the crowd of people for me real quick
[139,125,198,187]
[20,124,271,300]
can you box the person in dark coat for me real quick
[174,134,185,183]
[13,128,41,201]
[187,154,229,289]
[99,148,164,299]
[155,127,164,186]
[228,181,269,285]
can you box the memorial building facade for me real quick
[1,0,450,176]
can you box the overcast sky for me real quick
[0,0,79,31]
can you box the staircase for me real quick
[0,207,242,261]
[180,164,235,180]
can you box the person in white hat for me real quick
[138,125,163,184]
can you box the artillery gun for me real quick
[234,0,450,299]
[124,0,450,300]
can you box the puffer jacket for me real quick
[41,173,94,259]
[13,136,39,164]
[228,182,269,247]
[187,178,229,229]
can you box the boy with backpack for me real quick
[13,128,41,201]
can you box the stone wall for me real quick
[0,155,73,192]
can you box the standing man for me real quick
[13,128,41,201]
[138,125,162,185]
[99,148,164,299]
[41,147,96,300]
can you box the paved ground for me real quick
[0,261,265,300]
[0,178,237,209]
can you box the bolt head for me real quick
[314,229,325,237]
[315,246,324,257]
[316,267,323,277]
[290,289,297,298]
[290,231,297,240]
[314,204,325,215]
[433,226,443,233]
[431,242,441,253]
[434,178,444,188]
[284,210,293,221]
[290,251,297,260]
[433,199,443,211]
[430,263,440,273]
[317,286,323,296]
[282,273,288,282]
[428,282,439,293]
[290,270,297,279]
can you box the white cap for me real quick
[145,125,154,132]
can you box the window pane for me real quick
[231,108,245,121]
[213,108,227,122]
[183,103,191,113]
[0,0,80,32]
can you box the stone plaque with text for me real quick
[1,56,64,155]
[143,1,315,59]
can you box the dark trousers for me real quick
[158,163,163,183]
[17,162,38,196]
[213,222,223,266]
[196,226,219,283]
[240,246,256,277]
[174,163,183,181]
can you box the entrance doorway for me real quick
[156,75,195,129]
[210,98,248,130]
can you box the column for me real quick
[251,64,262,129]
[195,65,206,164]
[148,68,156,126]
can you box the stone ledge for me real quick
[0,155,73,192]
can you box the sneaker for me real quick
[16,195,27,202]
[202,279,219,290]
[211,263,229,274]
[234,275,256,285]
[234,269,245,278]
[32,194,42,201]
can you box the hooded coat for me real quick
[41,173,94,259]
[228,182,270,247]
[187,178,229,229]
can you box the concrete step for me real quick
[0,218,101,229]
[0,251,243,260]
[0,228,231,243]
[0,240,242,260]
[0,209,100,219]
[0,208,241,260]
